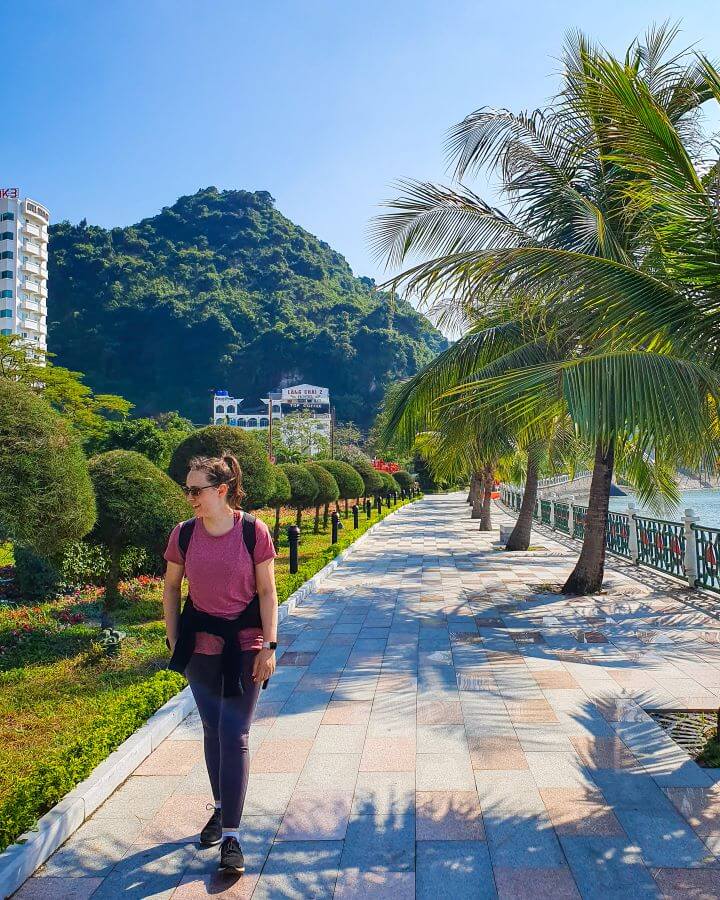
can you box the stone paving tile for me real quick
[252,840,344,898]
[26,496,720,898]
[415,790,485,840]
[415,841,495,898]
[493,866,581,899]
[134,740,203,776]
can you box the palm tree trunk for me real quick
[479,467,494,531]
[273,506,281,545]
[470,470,483,519]
[467,473,476,504]
[563,439,614,594]
[505,456,539,551]
[296,508,302,529]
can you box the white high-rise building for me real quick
[0,188,49,364]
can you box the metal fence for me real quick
[498,484,715,593]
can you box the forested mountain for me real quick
[48,188,446,424]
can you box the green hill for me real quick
[47,187,446,425]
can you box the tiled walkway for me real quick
[15,494,720,898]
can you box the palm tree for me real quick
[372,25,719,593]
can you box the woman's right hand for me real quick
[165,635,177,653]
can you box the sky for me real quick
[6,1,720,300]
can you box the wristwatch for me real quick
[262,640,278,650]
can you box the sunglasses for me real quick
[182,484,217,498]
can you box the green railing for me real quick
[693,525,720,592]
[635,516,685,578]
[572,505,587,540]
[606,511,631,558]
[554,501,570,534]
[540,499,552,526]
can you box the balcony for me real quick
[24,222,40,239]
[23,240,41,257]
[22,298,40,313]
[21,258,41,276]
[24,279,40,294]
[22,317,40,332]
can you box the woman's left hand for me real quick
[252,647,276,684]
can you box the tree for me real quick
[0,380,97,557]
[281,410,330,458]
[394,470,414,495]
[371,25,716,592]
[278,463,318,529]
[86,418,169,466]
[169,425,273,509]
[337,450,383,498]
[315,459,364,519]
[266,466,292,544]
[305,463,340,533]
[88,450,190,625]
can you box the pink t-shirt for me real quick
[164,511,277,653]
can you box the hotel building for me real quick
[0,188,49,363]
[212,384,332,445]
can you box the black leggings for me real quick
[184,650,262,828]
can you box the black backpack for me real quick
[178,512,257,562]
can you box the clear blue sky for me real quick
[6,1,720,287]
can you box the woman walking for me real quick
[162,453,278,875]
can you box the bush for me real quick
[88,451,190,620]
[344,455,383,496]
[305,463,339,533]
[0,380,96,557]
[168,426,273,509]
[279,463,318,528]
[0,669,184,853]
[266,466,292,544]
[315,459,364,504]
[378,471,400,496]
[393,470,413,493]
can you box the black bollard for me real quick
[288,525,300,573]
[331,511,340,544]
[376,495,382,514]
[365,498,372,519]
[352,504,359,528]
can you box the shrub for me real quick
[343,455,383,497]
[393,470,413,494]
[279,463,318,529]
[315,459,364,517]
[88,450,190,623]
[0,380,96,557]
[0,669,184,853]
[305,463,340,533]
[266,466,292,544]
[168,426,273,509]
[379,471,400,496]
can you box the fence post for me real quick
[683,507,700,589]
[568,496,575,537]
[535,491,541,521]
[626,502,640,564]
[288,525,300,573]
[550,495,556,530]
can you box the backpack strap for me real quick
[178,518,196,561]
[241,511,257,562]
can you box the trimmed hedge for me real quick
[0,669,184,852]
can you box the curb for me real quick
[0,498,418,898]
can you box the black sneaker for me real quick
[218,836,245,874]
[200,804,222,846]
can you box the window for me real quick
[215,405,225,414]
[0,251,13,260]
[1,271,11,279]
[246,418,258,428]
[259,417,269,427]
[0,232,13,241]
[0,213,14,221]
[0,309,11,318]
[0,328,11,336]
[0,290,12,299]
[226,405,236,414]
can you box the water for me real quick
[608,489,720,527]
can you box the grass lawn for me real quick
[0,498,415,851]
